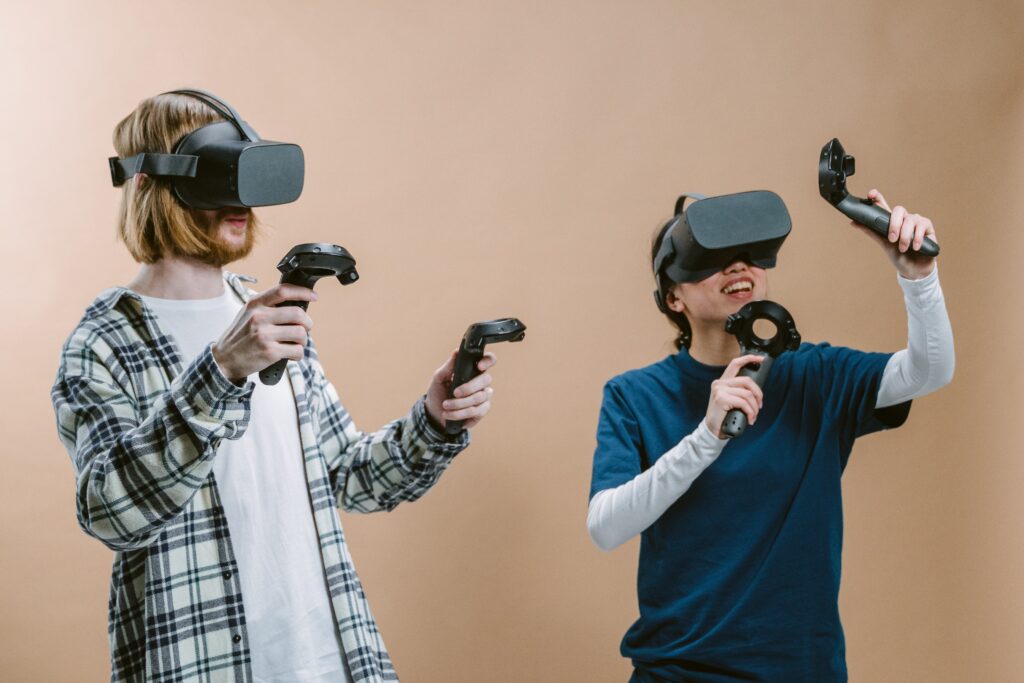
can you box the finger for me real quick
[867,189,892,213]
[717,385,760,415]
[259,284,319,307]
[898,214,918,253]
[914,217,934,251]
[717,388,759,425]
[265,306,314,330]
[721,354,766,380]
[444,396,492,422]
[269,325,309,346]
[435,349,459,382]
[917,214,933,250]
[443,386,492,412]
[888,205,907,244]
[274,340,307,362]
[477,352,498,373]
[452,371,492,399]
[920,217,936,238]
[721,377,764,407]
[723,387,761,422]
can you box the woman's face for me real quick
[667,259,768,325]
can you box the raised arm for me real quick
[850,189,954,407]
[877,267,954,407]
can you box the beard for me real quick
[195,209,258,267]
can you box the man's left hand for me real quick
[425,350,496,431]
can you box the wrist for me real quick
[210,343,244,386]
[896,259,935,281]
[424,399,446,432]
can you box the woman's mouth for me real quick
[721,278,754,299]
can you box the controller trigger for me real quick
[445,318,526,434]
[260,243,359,386]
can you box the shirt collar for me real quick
[83,270,257,321]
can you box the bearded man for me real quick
[52,91,496,682]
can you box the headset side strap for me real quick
[109,153,199,186]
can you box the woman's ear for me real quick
[666,284,686,314]
[133,173,149,188]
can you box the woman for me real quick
[587,190,954,682]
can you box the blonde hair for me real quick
[113,93,256,264]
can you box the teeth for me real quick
[722,281,752,294]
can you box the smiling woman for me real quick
[586,190,954,682]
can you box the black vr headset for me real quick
[652,190,792,315]
[109,89,304,209]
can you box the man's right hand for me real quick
[211,284,316,383]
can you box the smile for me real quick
[721,279,753,295]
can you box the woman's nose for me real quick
[723,258,750,274]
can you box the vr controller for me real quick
[819,138,940,258]
[445,318,526,435]
[722,300,801,439]
[259,243,359,386]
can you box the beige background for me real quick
[2,1,1022,680]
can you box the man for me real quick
[52,90,496,682]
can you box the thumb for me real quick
[437,349,459,380]
[866,189,892,213]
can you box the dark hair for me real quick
[651,221,692,350]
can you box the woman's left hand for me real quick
[853,189,937,280]
[424,350,496,431]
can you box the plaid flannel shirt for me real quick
[51,272,468,682]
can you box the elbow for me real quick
[933,366,954,391]
[76,480,159,552]
[586,500,621,553]
[76,508,155,553]
[938,354,955,389]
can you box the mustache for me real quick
[214,209,251,221]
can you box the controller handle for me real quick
[445,318,526,435]
[819,137,940,258]
[721,352,774,439]
[837,195,940,258]
[259,243,359,386]
[721,300,801,439]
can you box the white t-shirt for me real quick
[141,285,352,683]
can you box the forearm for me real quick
[324,396,469,513]
[877,267,955,408]
[587,421,726,551]
[55,345,252,550]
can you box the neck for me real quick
[128,256,225,299]
[686,320,741,366]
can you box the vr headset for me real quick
[652,190,791,314]
[109,89,304,209]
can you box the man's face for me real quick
[193,208,257,266]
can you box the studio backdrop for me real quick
[1,1,1022,681]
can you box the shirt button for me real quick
[223,571,232,580]
[232,635,242,644]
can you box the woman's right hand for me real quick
[211,284,316,383]
[705,354,765,438]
